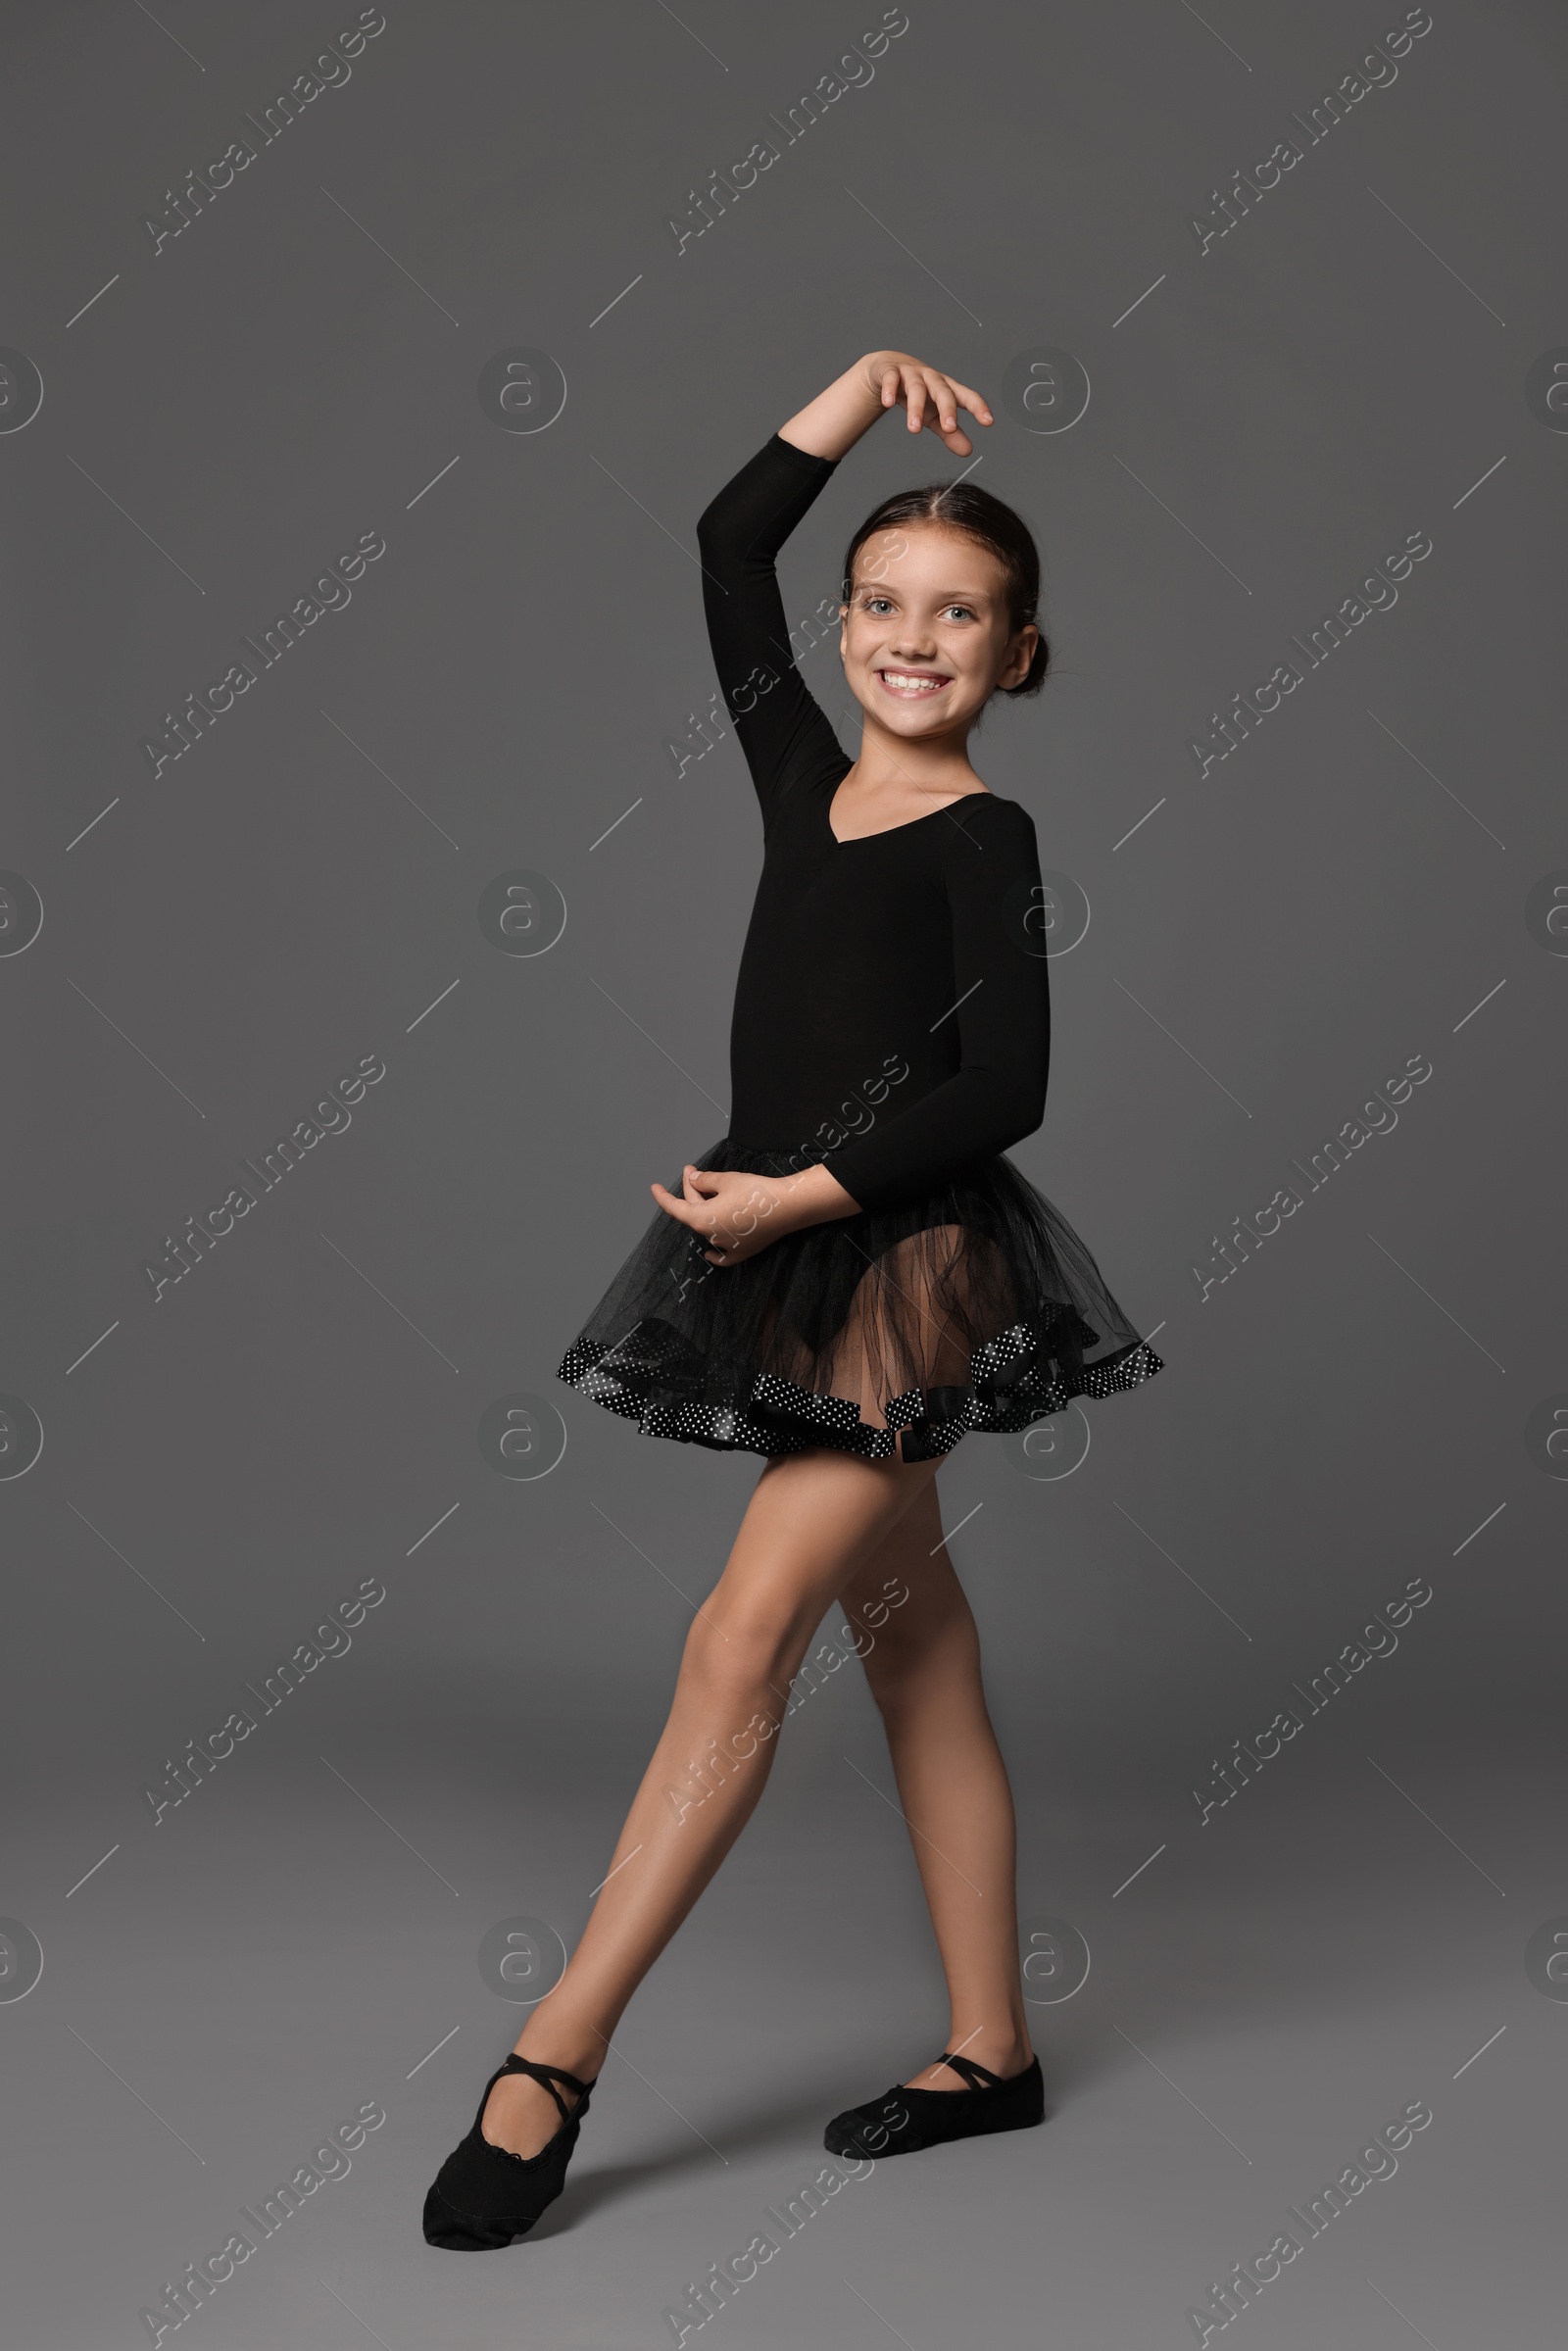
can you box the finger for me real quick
[651,1181,698,1225]
[918,376,972,455]
[878,365,901,409]
[917,397,967,454]
[929,370,959,437]
[946,376,994,426]
[904,367,927,433]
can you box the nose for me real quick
[888,626,939,661]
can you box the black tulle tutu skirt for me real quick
[556,1139,1163,1464]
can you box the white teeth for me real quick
[881,671,946,692]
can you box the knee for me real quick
[682,1601,799,1710]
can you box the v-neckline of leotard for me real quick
[825,782,993,847]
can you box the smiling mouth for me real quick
[876,667,953,699]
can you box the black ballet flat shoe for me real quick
[824,2051,1045,2161]
[422,2054,597,2250]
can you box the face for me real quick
[839,521,1037,738]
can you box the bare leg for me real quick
[837,1478,1034,2091]
[484,1444,944,2155]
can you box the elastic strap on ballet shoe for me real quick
[936,2052,1004,2091]
[499,2054,596,2123]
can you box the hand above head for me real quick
[779,352,994,464]
[860,352,994,454]
[651,1160,860,1264]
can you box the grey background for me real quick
[2,0,1563,2343]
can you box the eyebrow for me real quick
[850,583,997,602]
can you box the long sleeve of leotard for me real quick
[694,434,851,828]
[820,797,1053,1214]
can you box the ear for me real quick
[999,622,1039,689]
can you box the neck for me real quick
[847,710,980,795]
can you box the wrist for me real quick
[778,361,890,463]
[778,1163,860,1229]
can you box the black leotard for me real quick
[696,433,1052,1217]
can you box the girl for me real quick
[423,351,1162,2249]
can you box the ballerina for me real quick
[423,350,1161,2249]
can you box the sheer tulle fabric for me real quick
[557,1141,1162,1464]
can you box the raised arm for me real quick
[693,435,848,831]
[693,355,994,831]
